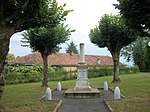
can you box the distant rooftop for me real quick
[9,52,114,66]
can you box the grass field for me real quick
[106,74,150,112]
[1,73,150,112]
[0,82,59,112]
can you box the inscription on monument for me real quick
[77,69,87,79]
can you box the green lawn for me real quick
[1,82,59,112]
[1,73,150,112]
[105,74,150,112]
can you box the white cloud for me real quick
[9,32,32,56]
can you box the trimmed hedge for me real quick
[4,65,139,84]
[88,66,139,78]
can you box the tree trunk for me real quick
[41,53,49,87]
[0,27,14,99]
[111,52,121,82]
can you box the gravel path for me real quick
[53,89,114,112]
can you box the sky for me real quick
[9,0,133,66]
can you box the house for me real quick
[9,52,114,71]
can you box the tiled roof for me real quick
[9,52,113,66]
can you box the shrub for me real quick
[4,65,139,84]
[48,67,76,81]
[119,66,139,74]
[88,66,139,78]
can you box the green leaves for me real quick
[89,14,137,52]
[121,37,150,72]
[22,24,73,55]
[47,0,73,27]
[66,41,79,54]
[115,0,150,37]
[89,27,105,47]
[89,14,139,81]
[21,0,74,55]
[1,0,73,31]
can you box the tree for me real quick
[21,0,73,87]
[7,53,15,62]
[22,24,73,86]
[0,0,53,99]
[115,0,150,37]
[143,41,150,72]
[121,37,150,72]
[66,41,79,54]
[89,14,138,82]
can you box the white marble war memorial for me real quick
[74,43,91,90]
[65,43,100,98]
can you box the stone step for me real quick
[65,88,100,98]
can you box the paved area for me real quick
[53,89,114,112]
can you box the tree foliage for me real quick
[1,0,49,31]
[143,41,150,72]
[0,0,55,99]
[22,25,73,55]
[115,0,150,37]
[0,0,73,97]
[121,37,150,72]
[1,0,72,30]
[89,14,138,82]
[66,41,79,54]
[6,53,15,62]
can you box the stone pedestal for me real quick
[74,63,91,91]
[65,88,100,98]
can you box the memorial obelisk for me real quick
[74,43,91,90]
[65,43,100,98]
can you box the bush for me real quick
[4,65,139,84]
[88,66,139,78]
[5,72,42,84]
[119,66,139,74]
[48,67,76,81]
[4,65,77,84]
